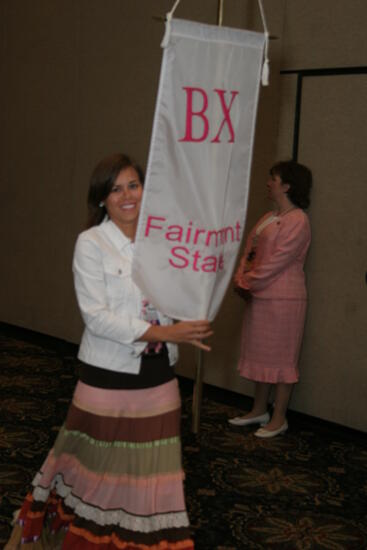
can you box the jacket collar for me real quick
[100,218,132,252]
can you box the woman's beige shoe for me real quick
[254,420,288,438]
[228,412,270,426]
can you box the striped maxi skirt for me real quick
[6,374,194,549]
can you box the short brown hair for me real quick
[270,160,312,209]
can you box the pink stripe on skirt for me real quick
[37,452,186,515]
[74,378,180,417]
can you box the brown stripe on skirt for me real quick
[65,402,181,443]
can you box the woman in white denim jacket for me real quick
[8,153,212,550]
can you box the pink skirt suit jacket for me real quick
[235,208,311,383]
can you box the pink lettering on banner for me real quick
[179,87,239,143]
[144,216,241,274]
[145,216,166,237]
[179,87,209,142]
[169,246,224,273]
[166,225,183,242]
[211,89,239,143]
[169,246,190,269]
[145,216,241,247]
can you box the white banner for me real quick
[132,18,265,321]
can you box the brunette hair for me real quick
[87,153,144,227]
[270,160,312,209]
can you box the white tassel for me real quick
[257,1,270,87]
[262,58,269,86]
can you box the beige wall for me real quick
[277,75,367,430]
[276,3,367,431]
[1,1,366,430]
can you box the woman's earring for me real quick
[99,201,105,208]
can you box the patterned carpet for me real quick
[0,323,366,549]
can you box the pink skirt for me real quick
[238,298,307,384]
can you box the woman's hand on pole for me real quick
[141,320,213,351]
[173,321,214,351]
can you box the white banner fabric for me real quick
[132,19,265,321]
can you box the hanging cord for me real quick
[257,0,270,86]
[161,0,182,47]
[162,0,270,84]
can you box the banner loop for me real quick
[161,0,182,47]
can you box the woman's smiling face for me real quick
[104,166,143,237]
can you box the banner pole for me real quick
[191,348,204,433]
[191,0,224,435]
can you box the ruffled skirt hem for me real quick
[238,362,299,384]
[6,490,194,550]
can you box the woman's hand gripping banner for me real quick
[132,18,265,321]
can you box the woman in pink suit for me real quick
[229,160,312,438]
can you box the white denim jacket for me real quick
[73,219,178,374]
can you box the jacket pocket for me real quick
[103,259,131,304]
